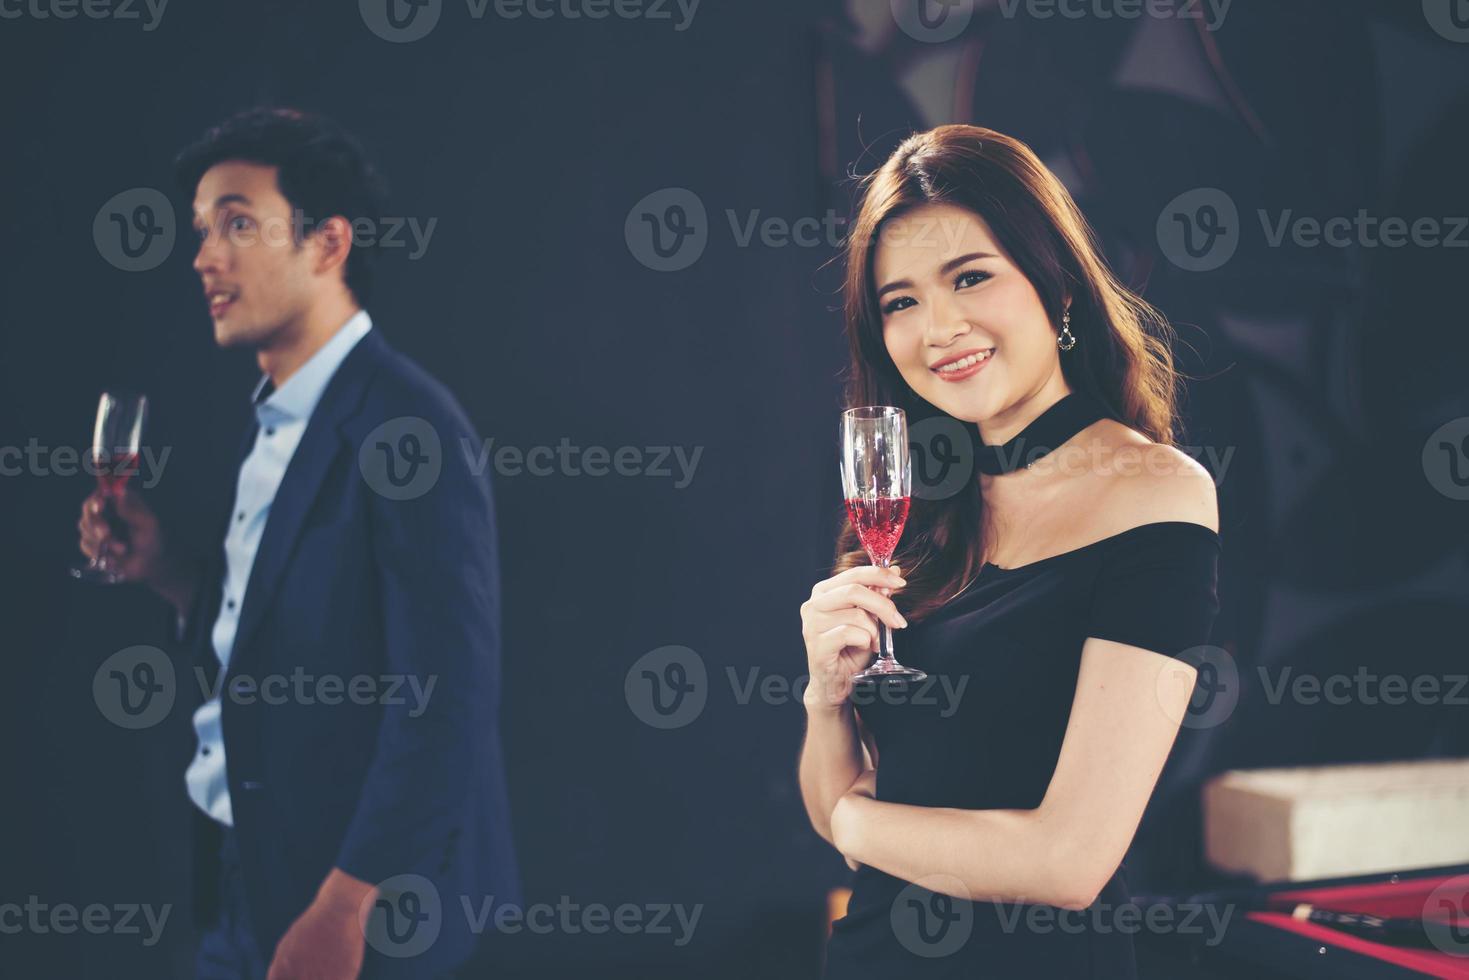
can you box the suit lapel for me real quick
[228,331,385,667]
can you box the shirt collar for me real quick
[251,310,373,424]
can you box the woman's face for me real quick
[873,202,1066,433]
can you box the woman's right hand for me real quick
[800,564,907,707]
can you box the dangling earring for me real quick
[1057,310,1077,351]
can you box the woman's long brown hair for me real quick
[834,124,1184,622]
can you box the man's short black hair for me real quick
[175,107,388,304]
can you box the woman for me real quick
[799,125,1222,978]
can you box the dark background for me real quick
[2,1,1467,977]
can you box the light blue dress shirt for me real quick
[186,310,373,825]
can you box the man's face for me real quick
[190,161,316,349]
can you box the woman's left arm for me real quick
[830,640,1196,910]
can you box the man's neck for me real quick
[257,297,361,388]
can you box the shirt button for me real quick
[265,427,276,436]
[226,599,236,610]
[201,746,211,756]
[237,512,245,522]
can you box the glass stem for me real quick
[877,559,895,663]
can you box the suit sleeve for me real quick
[334,406,503,883]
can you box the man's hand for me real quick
[266,869,375,980]
[76,488,197,614]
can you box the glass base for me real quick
[853,658,927,683]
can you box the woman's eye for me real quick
[229,216,252,232]
[883,296,916,315]
[955,270,989,289]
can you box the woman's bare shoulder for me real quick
[1090,420,1220,534]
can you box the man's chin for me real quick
[213,318,258,348]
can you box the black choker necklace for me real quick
[971,390,1109,475]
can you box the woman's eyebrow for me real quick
[876,251,997,298]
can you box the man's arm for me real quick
[334,407,501,884]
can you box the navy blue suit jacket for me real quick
[186,328,520,974]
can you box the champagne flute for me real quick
[70,391,148,583]
[841,406,926,683]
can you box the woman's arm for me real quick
[799,697,868,846]
[830,639,1197,909]
[796,564,907,845]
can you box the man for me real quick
[77,107,519,979]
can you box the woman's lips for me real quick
[931,348,994,382]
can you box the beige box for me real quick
[1202,758,1469,882]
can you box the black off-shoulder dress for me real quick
[823,520,1222,980]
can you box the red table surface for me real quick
[1245,875,1469,979]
